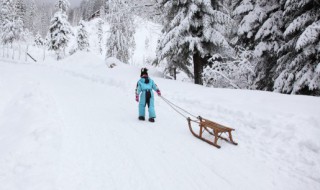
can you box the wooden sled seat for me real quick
[187,116,238,148]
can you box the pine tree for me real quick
[77,20,89,51]
[97,18,104,54]
[157,0,232,85]
[44,32,51,47]
[26,0,36,34]
[15,0,26,27]
[233,0,284,90]
[48,5,73,60]
[0,0,23,45]
[105,0,136,63]
[34,32,44,47]
[56,0,70,13]
[273,0,320,95]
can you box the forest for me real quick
[1,0,319,96]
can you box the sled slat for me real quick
[187,117,238,148]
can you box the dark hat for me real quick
[140,68,148,77]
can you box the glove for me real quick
[156,90,161,96]
[135,95,139,102]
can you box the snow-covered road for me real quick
[1,53,320,190]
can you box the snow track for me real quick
[0,54,319,190]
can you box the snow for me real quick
[296,20,320,50]
[131,17,161,65]
[1,51,320,190]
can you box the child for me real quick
[135,68,161,122]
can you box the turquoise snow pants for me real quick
[139,90,156,118]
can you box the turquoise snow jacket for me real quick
[136,77,159,118]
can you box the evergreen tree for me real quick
[44,32,51,48]
[34,32,44,47]
[48,7,73,60]
[0,0,23,45]
[233,0,284,90]
[97,18,104,54]
[15,0,26,27]
[56,0,70,13]
[157,0,232,85]
[105,0,135,63]
[274,0,320,95]
[77,20,89,51]
[26,0,36,34]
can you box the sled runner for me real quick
[160,96,238,149]
[187,116,238,149]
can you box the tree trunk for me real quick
[193,52,203,85]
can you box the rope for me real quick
[159,96,198,120]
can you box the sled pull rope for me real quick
[160,96,198,120]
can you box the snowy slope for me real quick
[0,52,320,190]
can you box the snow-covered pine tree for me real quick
[0,0,23,45]
[274,0,320,95]
[44,32,51,48]
[233,0,284,90]
[48,1,73,60]
[34,32,44,47]
[97,18,104,54]
[105,0,135,63]
[77,20,89,51]
[15,0,26,27]
[157,0,232,85]
[25,0,36,34]
[56,0,70,13]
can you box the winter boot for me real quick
[138,116,145,121]
[149,118,155,122]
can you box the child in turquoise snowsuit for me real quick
[135,68,161,122]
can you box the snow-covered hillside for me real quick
[0,52,319,190]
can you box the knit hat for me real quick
[140,68,148,77]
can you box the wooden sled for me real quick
[187,116,238,149]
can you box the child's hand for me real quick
[135,95,139,102]
[156,90,161,96]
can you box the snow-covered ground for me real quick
[0,51,320,190]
